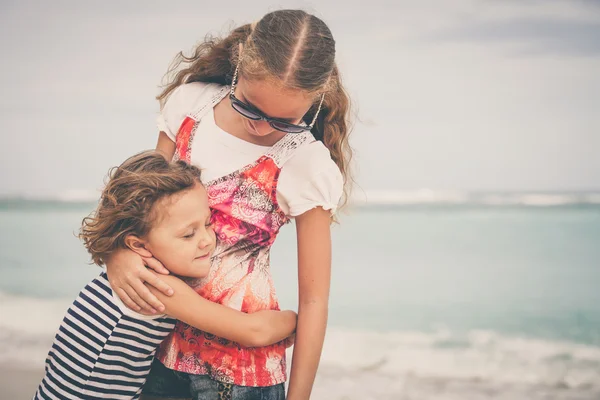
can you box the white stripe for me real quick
[72,298,117,334]
[76,289,117,320]
[46,350,91,384]
[85,379,143,394]
[118,318,175,337]
[106,331,161,352]
[46,346,93,377]
[64,308,112,337]
[53,329,99,362]
[95,352,153,368]
[60,319,105,353]
[36,380,62,400]
[83,282,122,320]
[88,368,149,380]
[81,386,139,400]
[40,369,83,399]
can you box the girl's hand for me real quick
[105,248,173,314]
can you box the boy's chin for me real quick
[171,263,210,280]
[187,264,211,279]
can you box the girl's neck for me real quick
[213,96,285,147]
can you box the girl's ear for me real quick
[124,235,153,258]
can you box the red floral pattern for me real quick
[157,117,290,387]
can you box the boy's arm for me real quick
[145,274,297,347]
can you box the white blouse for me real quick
[156,82,343,217]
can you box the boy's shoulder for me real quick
[80,272,169,321]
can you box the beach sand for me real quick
[0,364,44,400]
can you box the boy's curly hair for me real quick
[80,151,202,266]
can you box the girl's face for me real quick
[144,183,216,278]
[234,77,314,140]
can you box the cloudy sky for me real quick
[1,0,599,198]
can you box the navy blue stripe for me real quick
[50,342,93,373]
[80,292,119,323]
[95,357,153,372]
[72,300,114,330]
[48,350,90,381]
[86,373,143,387]
[122,314,175,331]
[37,380,62,400]
[99,348,155,363]
[86,285,122,315]
[105,338,153,355]
[78,391,137,400]
[44,359,86,398]
[63,317,105,347]
[111,330,161,348]
[58,325,101,357]
[116,321,172,341]
[82,382,138,396]
[95,274,112,292]
[66,308,110,339]
[35,386,50,400]
[33,385,45,400]
[55,334,96,364]
[88,366,147,380]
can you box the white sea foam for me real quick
[319,328,600,386]
[3,189,600,208]
[351,190,600,207]
[0,292,69,367]
[309,328,600,399]
[353,189,470,205]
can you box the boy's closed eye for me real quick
[182,230,196,239]
[182,222,212,239]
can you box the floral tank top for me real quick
[156,84,313,387]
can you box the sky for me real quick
[1,0,599,199]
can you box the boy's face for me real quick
[145,183,215,278]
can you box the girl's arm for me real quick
[146,274,297,348]
[156,131,176,160]
[286,207,332,400]
[104,132,179,314]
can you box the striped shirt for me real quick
[34,273,176,400]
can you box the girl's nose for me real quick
[253,120,275,136]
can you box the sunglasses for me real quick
[229,60,325,134]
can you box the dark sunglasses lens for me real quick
[271,121,306,133]
[231,100,261,120]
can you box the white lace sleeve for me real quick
[279,148,344,217]
[156,83,207,142]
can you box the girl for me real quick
[107,9,352,400]
[34,152,297,400]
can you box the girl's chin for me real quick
[244,120,274,137]
[244,120,260,136]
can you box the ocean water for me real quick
[1,196,600,399]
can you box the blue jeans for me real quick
[142,358,285,400]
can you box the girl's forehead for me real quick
[239,78,314,119]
